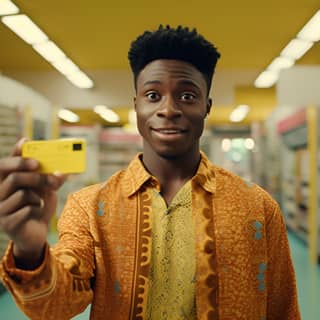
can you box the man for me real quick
[0,25,300,319]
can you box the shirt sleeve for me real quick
[265,201,301,320]
[0,193,95,320]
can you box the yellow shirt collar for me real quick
[123,151,216,197]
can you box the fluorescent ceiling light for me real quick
[280,38,313,60]
[99,109,120,123]
[297,10,320,42]
[52,58,79,75]
[0,0,19,15]
[33,41,66,62]
[1,9,93,91]
[67,71,94,89]
[1,14,48,44]
[254,71,278,88]
[58,108,79,123]
[94,105,120,123]
[229,105,250,123]
[267,56,294,72]
[94,105,109,114]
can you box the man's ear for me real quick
[206,98,212,116]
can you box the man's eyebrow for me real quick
[142,80,162,87]
[142,79,201,89]
[178,79,201,90]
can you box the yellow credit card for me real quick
[22,139,86,174]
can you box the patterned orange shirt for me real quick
[0,152,300,320]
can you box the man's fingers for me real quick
[0,205,43,235]
[0,172,46,201]
[10,137,29,157]
[0,207,30,234]
[0,189,41,217]
[0,172,65,202]
[0,157,39,182]
[0,138,36,181]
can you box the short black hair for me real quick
[128,25,221,93]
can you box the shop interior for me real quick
[0,1,320,319]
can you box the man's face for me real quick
[135,59,211,159]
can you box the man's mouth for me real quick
[152,128,186,134]
[151,127,187,142]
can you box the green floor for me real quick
[287,232,320,319]
[0,231,319,319]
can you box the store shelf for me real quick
[278,107,320,261]
[0,105,20,159]
[0,105,20,262]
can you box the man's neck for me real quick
[141,147,201,205]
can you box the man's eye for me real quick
[146,92,160,101]
[181,93,196,101]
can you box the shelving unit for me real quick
[0,105,20,294]
[0,105,20,159]
[278,106,320,263]
[0,105,20,257]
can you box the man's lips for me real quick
[151,127,187,134]
[150,127,187,142]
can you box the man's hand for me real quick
[0,138,66,269]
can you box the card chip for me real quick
[73,143,82,151]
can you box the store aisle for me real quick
[0,232,319,319]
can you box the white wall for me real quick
[0,74,52,137]
[277,66,320,107]
[0,74,52,118]
[7,70,134,108]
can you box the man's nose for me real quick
[156,96,182,118]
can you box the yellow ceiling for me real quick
[0,1,319,126]
[0,0,319,72]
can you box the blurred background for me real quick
[0,0,319,319]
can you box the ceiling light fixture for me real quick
[33,40,66,62]
[93,105,108,114]
[254,9,319,88]
[1,14,48,44]
[52,58,79,75]
[0,0,19,16]
[267,56,295,72]
[94,105,120,123]
[1,11,94,89]
[58,108,80,123]
[67,71,94,89]
[297,10,320,42]
[280,38,314,60]
[254,70,279,88]
[229,105,250,123]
